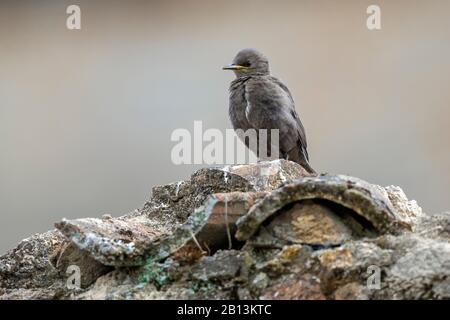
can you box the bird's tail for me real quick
[300,160,316,175]
[286,147,317,175]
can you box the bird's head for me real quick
[223,48,269,77]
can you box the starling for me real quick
[223,48,316,174]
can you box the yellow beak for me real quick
[222,64,249,71]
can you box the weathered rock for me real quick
[1,160,449,300]
[142,159,307,223]
[377,234,450,299]
[334,282,368,300]
[181,191,268,255]
[0,229,113,299]
[0,231,65,291]
[253,245,311,276]
[55,215,171,266]
[191,250,243,282]
[259,274,325,300]
[263,200,376,247]
[251,272,270,290]
[0,288,62,300]
[54,161,302,267]
[380,185,424,229]
[220,160,312,192]
[236,175,415,241]
[54,242,112,288]
[415,211,450,241]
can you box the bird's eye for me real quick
[242,61,251,67]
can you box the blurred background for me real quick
[1,0,450,254]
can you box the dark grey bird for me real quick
[223,48,316,174]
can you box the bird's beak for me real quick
[222,64,248,71]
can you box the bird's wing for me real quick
[269,76,309,157]
[244,76,309,161]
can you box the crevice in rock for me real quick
[316,199,378,237]
[254,199,378,250]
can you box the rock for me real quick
[1,160,449,300]
[334,282,368,300]
[0,229,112,298]
[253,245,311,276]
[220,159,312,192]
[312,241,393,298]
[54,242,112,288]
[251,272,270,290]
[380,235,450,299]
[0,288,62,300]
[0,231,66,291]
[54,161,305,267]
[415,211,450,241]
[259,274,325,300]
[263,200,376,247]
[191,250,243,282]
[55,215,171,266]
[236,175,414,241]
[142,159,307,223]
[237,287,253,300]
[381,186,423,229]
[187,192,267,253]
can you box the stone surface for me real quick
[188,191,268,253]
[191,250,243,282]
[54,242,112,288]
[334,282,368,300]
[415,211,450,241]
[55,215,170,266]
[264,200,376,247]
[53,160,304,267]
[0,160,449,300]
[0,231,67,298]
[381,185,423,229]
[260,274,325,300]
[236,175,415,241]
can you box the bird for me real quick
[223,48,316,174]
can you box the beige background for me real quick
[1,0,449,254]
